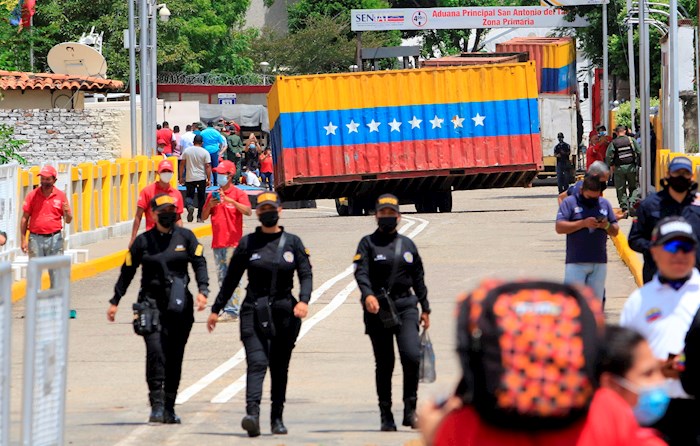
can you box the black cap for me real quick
[256,191,281,209]
[151,194,177,212]
[376,194,400,212]
[651,216,698,246]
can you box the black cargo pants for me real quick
[143,311,193,394]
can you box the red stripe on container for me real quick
[280,134,541,180]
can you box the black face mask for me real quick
[157,211,178,228]
[259,210,279,228]
[667,175,693,193]
[580,195,599,208]
[378,216,398,233]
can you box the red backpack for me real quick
[457,280,605,430]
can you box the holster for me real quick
[132,297,161,336]
[166,275,187,313]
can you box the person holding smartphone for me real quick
[556,174,619,301]
[202,161,252,322]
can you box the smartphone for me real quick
[212,191,220,201]
[596,216,605,222]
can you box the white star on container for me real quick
[408,116,422,129]
[346,120,360,134]
[452,115,465,128]
[389,119,402,132]
[429,115,444,129]
[472,113,486,127]
[324,121,338,135]
[367,119,381,132]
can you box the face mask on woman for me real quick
[159,172,173,183]
[615,377,670,426]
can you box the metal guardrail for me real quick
[158,72,275,86]
[21,256,71,446]
[0,262,11,446]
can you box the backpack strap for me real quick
[386,236,403,296]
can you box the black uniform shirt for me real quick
[111,226,209,306]
[353,230,429,313]
[211,227,312,314]
[629,187,700,280]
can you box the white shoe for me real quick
[218,312,238,323]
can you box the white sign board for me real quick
[218,93,237,105]
[351,7,589,31]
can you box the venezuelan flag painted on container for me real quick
[268,62,541,183]
[496,37,576,95]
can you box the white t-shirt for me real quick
[180,145,211,182]
[244,171,261,187]
[620,268,700,398]
[180,131,195,151]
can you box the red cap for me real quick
[157,160,174,173]
[213,160,236,174]
[37,165,57,178]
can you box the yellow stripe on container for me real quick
[268,62,539,124]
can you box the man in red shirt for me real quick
[202,160,252,320]
[259,148,274,191]
[129,160,184,247]
[156,121,174,155]
[20,164,72,286]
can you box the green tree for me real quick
[0,0,255,80]
[0,124,27,165]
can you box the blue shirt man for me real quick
[199,121,226,185]
[556,174,620,301]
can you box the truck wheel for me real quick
[415,202,424,213]
[348,199,364,216]
[335,199,349,216]
[437,192,453,213]
[421,195,438,213]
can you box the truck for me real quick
[538,94,580,178]
[267,62,544,215]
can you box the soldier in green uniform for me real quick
[606,125,642,214]
[225,125,244,183]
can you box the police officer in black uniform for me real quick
[207,191,312,437]
[353,194,430,432]
[107,194,209,424]
[629,156,700,283]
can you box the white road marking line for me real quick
[209,216,430,403]
[176,217,416,405]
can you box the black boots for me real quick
[163,393,181,424]
[379,402,397,431]
[242,404,261,437]
[148,390,165,423]
[271,403,288,435]
[402,397,418,429]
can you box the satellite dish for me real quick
[47,42,107,78]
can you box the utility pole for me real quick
[639,0,651,197]
[139,0,150,157]
[602,2,610,130]
[626,0,636,134]
[669,0,679,152]
[128,0,137,156]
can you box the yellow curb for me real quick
[611,231,643,287]
[11,224,213,303]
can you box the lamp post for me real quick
[259,61,270,86]
[128,0,137,156]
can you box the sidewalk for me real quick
[10,220,212,302]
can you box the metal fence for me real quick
[21,256,71,446]
[0,263,11,446]
[158,71,275,86]
[0,164,20,264]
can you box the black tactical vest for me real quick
[612,136,636,166]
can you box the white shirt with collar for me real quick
[620,268,700,398]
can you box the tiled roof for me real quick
[0,70,124,92]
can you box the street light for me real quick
[260,61,270,86]
[349,64,359,72]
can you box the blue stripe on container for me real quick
[541,62,576,93]
[274,98,539,150]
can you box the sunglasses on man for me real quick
[662,239,696,254]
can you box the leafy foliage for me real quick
[0,0,255,80]
[615,97,660,129]
[0,124,27,165]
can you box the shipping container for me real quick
[496,37,577,95]
[421,52,528,67]
[268,63,543,214]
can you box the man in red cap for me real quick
[129,159,184,247]
[20,164,72,285]
[202,160,252,320]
